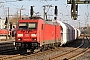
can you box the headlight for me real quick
[31,34,37,37]
[32,38,37,41]
[18,34,23,37]
[18,38,22,41]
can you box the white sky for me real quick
[0,0,90,28]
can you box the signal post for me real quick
[67,0,90,20]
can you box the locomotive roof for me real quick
[44,20,57,25]
[29,16,44,20]
[20,16,58,25]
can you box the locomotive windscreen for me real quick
[28,23,37,29]
[19,23,27,29]
[19,22,37,29]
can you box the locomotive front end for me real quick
[15,19,40,51]
[16,22,37,42]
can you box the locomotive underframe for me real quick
[15,41,61,52]
[15,42,40,50]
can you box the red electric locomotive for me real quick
[15,17,61,52]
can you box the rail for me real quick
[45,38,90,60]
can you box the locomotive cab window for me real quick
[28,23,37,29]
[19,23,28,29]
[42,24,44,30]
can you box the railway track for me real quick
[0,47,75,60]
[45,38,90,60]
[0,39,83,60]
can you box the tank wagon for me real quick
[15,17,80,52]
